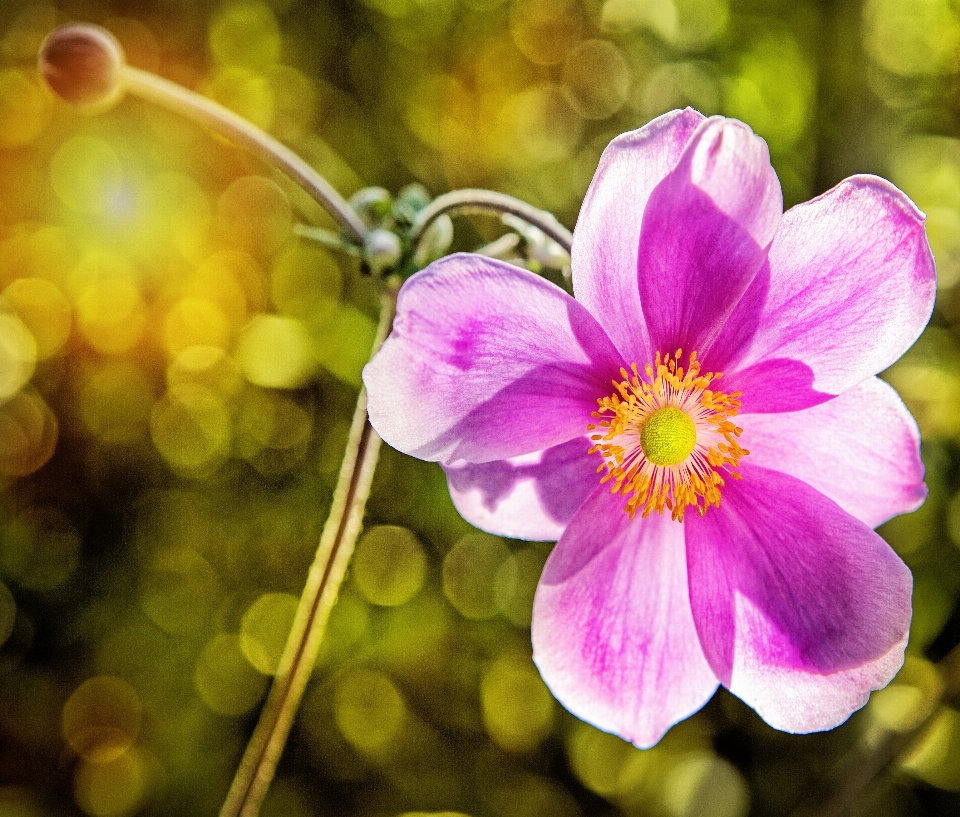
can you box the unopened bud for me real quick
[363,229,403,275]
[349,186,392,228]
[38,24,125,109]
[413,214,453,268]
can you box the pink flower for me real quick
[362,110,936,747]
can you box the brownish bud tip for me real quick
[38,24,125,109]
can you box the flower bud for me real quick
[363,229,403,276]
[396,183,431,212]
[413,214,453,268]
[349,187,392,228]
[38,24,125,109]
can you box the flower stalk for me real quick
[410,188,573,256]
[118,66,368,244]
[38,23,368,244]
[218,279,399,817]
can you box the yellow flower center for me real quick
[640,407,697,466]
[587,349,748,522]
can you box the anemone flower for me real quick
[362,109,936,747]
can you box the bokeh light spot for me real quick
[641,61,720,122]
[240,592,298,675]
[1,508,80,592]
[141,548,219,634]
[163,298,231,356]
[864,0,960,77]
[79,363,154,445]
[442,533,511,620]
[2,278,71,359]
[567,721,655,797]
[209,1,281,69]
[194,633,268,716]
[311,305,377,387]
[902,706,960,790]
[77,278,147,355]
[891,137,960,289]
[723,34,813,151]
[0,580,16,648]
[0,312,36,400]
[663,752,749,817]
[168,345,242,397]
[239,315,314,389]
[0,389,58,476]
[73,748,153,817]
[50,135,123,215]
[216,176,292,259]
[334,668,406,757]
[271,242,342,321]
[0,224,72,286]
[62,676,143,764]
[206,66,275,132]
[150,385,231,475]
[0,69,48,146]
[870,656,943,732]
[499,84,583,166]
[480,654,554,752]
[353,525,427,607]
[562,39,630,120]
[136,172,210,262]
[316,590,370,667]
[510,0,581,66]
[494,545,548,628]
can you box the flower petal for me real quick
[717,176,936,405]
[572,108,704,364]
[442,437,597,541]
[742,377,925,529]
[637,117,783,356]
[685,465,912,733]
[363,254,625,463]
[533,486,719,748]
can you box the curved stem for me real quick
[120,66,368,244]
[219,281,399,817]
[410,188,573,256]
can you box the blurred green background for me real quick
[2,0,960,815]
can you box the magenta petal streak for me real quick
[363,254,625,464]
[685,465,912,732]
[637,117,783,356]
[533,487,719,748]
[443,438,598,541]
[572,107,705,364]
[717,176,936,399]
[742,377,926,528]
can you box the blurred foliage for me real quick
[2,0,960,816]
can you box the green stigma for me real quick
[640,407,696,466]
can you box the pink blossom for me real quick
[362,110,936,747]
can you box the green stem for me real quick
[218,280,399,817]
[409,188,573,256]
[120,65,368,244]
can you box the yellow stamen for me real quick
[587,349,748,522]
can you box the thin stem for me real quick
[219,281,399,817]
[410,188,573,256]
[119,66,368,244]
[293,224,363,256]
